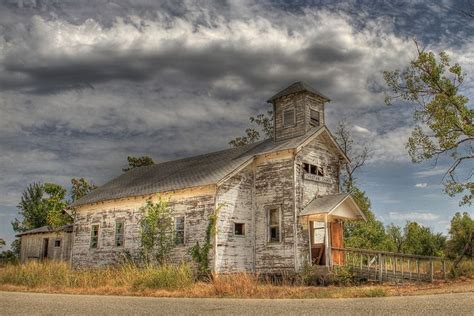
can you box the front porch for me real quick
[299,193,366,268]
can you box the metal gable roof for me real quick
[267,81,331,103]
[71,126,326,207]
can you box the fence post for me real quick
[442,260,446,280]
[378,253,383,283]
[429,259,434,282]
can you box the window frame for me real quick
[233,222,246,237]
[174,216,186,246]
[114,221,125,247]
[283,108,296,128]
[90,224,100,249]
[303,162,324,177]
[54,238,61,248]
[266,206,282,244]
[310,108,320,126]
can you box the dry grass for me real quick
[0,261,472,299]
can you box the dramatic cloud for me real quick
[415,183,428,188]
[389,211,440,221]
[0,0,472,245]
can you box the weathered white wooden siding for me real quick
[20,232,72,263]
[215,164,254,272]
[72,193,216,268]
[294,134,341,270]
[274,92,326,142]
[254,154,296,272]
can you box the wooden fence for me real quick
[331,247,448,282]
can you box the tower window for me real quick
[283,109,296,127]
[310,109,320,126]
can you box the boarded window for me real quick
[310,109,320,126]
[90,224,99,249]
[267,208,281,243]
[115,221,124,247]
[175,216,185,245]
[234,223,245,236]
[283,109,295,127]
[54,239,61,248]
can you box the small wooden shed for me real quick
[16,225,73,264]
[300,193,366,267]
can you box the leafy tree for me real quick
[384,44,473,205]
[229,111,273,147]
[44,183,71,228]
[123,156,155,172]
[445,212,473,268]
[12,183,46,233]
[385,224,404,253]
[0,238,5,248]
[12,182,72,233]
[71,178,97,202]
[138,195,174,265]
[343,187,388,250]
[402,222,446,256]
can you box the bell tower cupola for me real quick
[267,81,330,142]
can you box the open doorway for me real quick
[42,238,49,260]
[310,221,326,265]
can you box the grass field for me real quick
[0,261,472,299]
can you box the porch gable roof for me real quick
[300,193,366,221]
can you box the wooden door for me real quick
[310,221,325,265]
[330,221,344,265]
[42,238,49,260]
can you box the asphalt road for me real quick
[1,291,473,315]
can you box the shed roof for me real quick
[267,81,331,103]
[16,224,73,237]
[300,193,366,221]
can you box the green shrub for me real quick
[333,266,354,286]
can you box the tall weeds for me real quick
[0,261,194,290]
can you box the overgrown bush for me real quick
[450,259,474,279]
[332,265,355,286]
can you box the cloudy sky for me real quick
[0,0,473,248]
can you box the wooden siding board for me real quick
[72,194,216,268]
[294,134,341,270]
[215,164,254,273]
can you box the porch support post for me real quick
[324,214,331,267]
[307,217,312,264]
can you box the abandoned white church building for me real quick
[18,82,366,272]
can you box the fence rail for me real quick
[331,247,447,282]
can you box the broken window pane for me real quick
[115,221,124,247]
[268,208,281,242]
[90,225,99,249]
[175,216,185,245]
[234,223,245,236]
